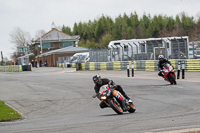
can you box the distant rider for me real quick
[92,74,131,110]
[157,55,174,78]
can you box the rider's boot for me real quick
[161,75,167,81]
[123,93,132,103]
[163,76,167,81]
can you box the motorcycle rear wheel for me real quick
[109,99,123,115]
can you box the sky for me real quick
[0,0,200,60]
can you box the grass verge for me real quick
[0,100,22,122]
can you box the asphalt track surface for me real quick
[0,68,200,133]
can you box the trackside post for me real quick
[127,62,130,77]
[182,61,185,79]
[132,61,134,77]
[177,61,181,79]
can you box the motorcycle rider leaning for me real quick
[158,55,174,78]
[93,75,131,110]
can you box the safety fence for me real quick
[88,37,200,62]
[0,65,32,72]
[58,59,200,72]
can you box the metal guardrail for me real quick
[0,65,32,72]
[58,59,200,72]
[0,65,22,72]
[186,60,200,71]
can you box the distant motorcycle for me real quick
[162,63,177,85]
[93,85,136,114]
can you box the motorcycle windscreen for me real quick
[163,64,170,69]
[99,85,108,94]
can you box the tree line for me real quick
[62,12,200,48]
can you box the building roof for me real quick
[17,46,29,48]
[17,53,34,59]
[35,28,79,42]
[108,36,189,48]
[72,35,80,39]
[37,46,89,57]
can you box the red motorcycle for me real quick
[162,63,177,85]
[93,84,136,115]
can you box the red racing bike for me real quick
[162,63,177,85]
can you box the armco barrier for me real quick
[95,62,100,70]
[0,65,22,72]
[100,62,107,70]
[58,59,200,71]
[71,63,76,68]
[136,60,145,71]
[154,60,159,70]
[113,62,121,70]
[120,61,127,70]
[81,63,86,70]
[107,62,113,70]
[186,60,200,71]
[89,62,95,70]
[145,60,155,71]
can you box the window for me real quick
[166,43,169,48]
[60,42,74,48]
[140,44,145,52]
[50,43,54,48]
[42,43,54,49]
[124,45,128,51]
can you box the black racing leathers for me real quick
[94,78,129,99]
[158,58,173,77]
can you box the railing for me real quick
[0,65,32,72]
[58,59,200,72]
[0,65,22,72]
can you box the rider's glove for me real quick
[92,93,99,98]
[108,80,113,85]
[92,94,97,98]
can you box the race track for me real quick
[0,68,200,133]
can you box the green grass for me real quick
[0,100,22,122]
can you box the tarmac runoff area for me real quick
[0,67,200,133]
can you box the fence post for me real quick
[132,61,134,77]
[127,62,130,77]
[177,61,181,79]
[182,61,185,79]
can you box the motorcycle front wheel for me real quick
[128,103,136,113]
[169,74,177,85]
[108,98,123,115]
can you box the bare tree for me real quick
[35,29,46,40]
[9,27,31,46]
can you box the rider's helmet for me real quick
[93,75,102,85]
[158,55,164,61]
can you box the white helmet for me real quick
[158,55,164,60]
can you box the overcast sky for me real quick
[0,0,200,60]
